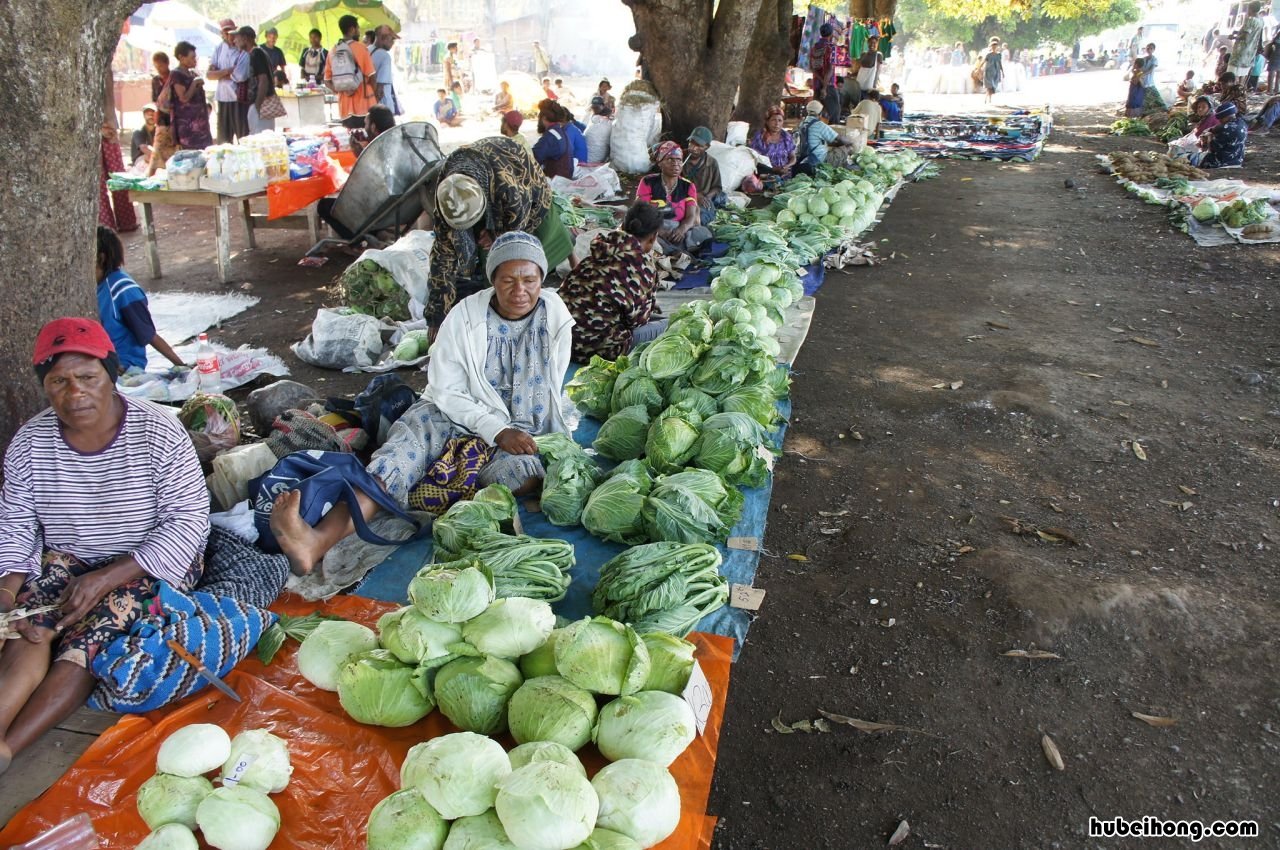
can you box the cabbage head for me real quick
[377,606,463,667]
[136,824,200,850]
[567,355,623,421]
[554,617,651,696]
[638,334,701,381]
[408,561,495,623]
[195,785,281,850]
[610,366,663,416]
[665,313,714,346]
[690,348,773,397]
[590,759,681,848]
[508,675,599,751]
[366,788,449,850]
[518,627,564,679]
[432,485,517,556]
[641,633,696,694]
[496,762,599,850]
[719,383,779,428]
[156,723,232,777]
[220,729,292,794]
[593,691,697,766]
[535,433,602,527]
[593,405,651,461]
[644,406,703,474]
[507,741,586,776]
[581,460,653,546]
[643,469,745,545]
[433,655,523,735]
[442,810,519,850]
[693,411,772,488]
[402,732,512,819]
[137,773,213,830]
[666,385,719,419]
[337,649,435,727]
[462,597,556,659]
[572,828,643,850]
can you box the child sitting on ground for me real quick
[96,226,185,371]
[1176,71,1196,103]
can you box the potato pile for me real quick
[1107,151,1207,184]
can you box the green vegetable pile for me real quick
[593,542,728,637]
[391,328,430,361]
[554,191,623,230]
[1157,112,1191,142]
[447,530,575,602]
[1218,198,1271,229]
[340,258,411,321]
[1110,118,1153,137]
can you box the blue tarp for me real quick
[356,366,792,655]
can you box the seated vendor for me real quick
[749,105,797,175]
[558,201,667,362]
[494,80,514,114]
[131,104,157,169]
[269,233,575,576]
[427,135,574,333]
[96,226,185,370]
[881,84,904,123]
[1194,102,1247,168]
[683,126,724,226]
[1176,70,1197,103]
[636,141,711,255]
[499,109,529,146]
[792,99,841,176]
[532,99,574,179]
[0,318,208,774]
[1192,95,1220,135]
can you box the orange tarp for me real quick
[266,172,337,221]
[0,594,729,849]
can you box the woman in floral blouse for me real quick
[558,202,667,362]
[749,106,796,175]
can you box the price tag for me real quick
[754,444,777,472]
[680,659,713,736]
[729,583,766,611]
[221,753,257,786]
[727,536,760,551]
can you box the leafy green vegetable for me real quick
[495,762,599,850]
[195,786,281,850]
[137,774,213,831]
[366,788,449,850]
[460,597,556,660]
[593,541,728,636]
[296,621,380,692]
[341,258,411,321]
[156,724,232,778]
[535,433,602,526]
[255,610,345,666]
[693,411,773,488]
[593,691,697,766]
[719,383,781,428]
[451,532,574,602]
[643,469,744,546]
[637,333,701,380]
[581,460,655,545]
[641,633,696,694]
[567,356,623,421]
[592,404,651,461]
[554,616,651,696]
[402,732,511,819]
[591,760,681,848]
[219,729,292,794]
[433,655,523,734]
[432,485,518,556]
[408,561,496,624]
[337,649,435,727]
[377,606,463,667]
[508,675,599,751]
[508,741,586,775]
[644,406,704,474]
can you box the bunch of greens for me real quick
[567,355,624,421]
[1110,118,1152,137]
[433,484,518,557]
[581,460,655,545]
[1157,112,1191,143]
[534,433,602,526]
[643,468,744,544]
[592,404,651,461]
[592,541,728,636]
[341,259,411,321]
[450,531,574,602]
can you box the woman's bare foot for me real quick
[0,739,11,776]
[269,490,324,576]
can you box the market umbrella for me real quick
[258,0,401,66]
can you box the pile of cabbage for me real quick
[321,607,706,850]
[134,723,292,850]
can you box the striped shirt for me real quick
[0,394,209,584]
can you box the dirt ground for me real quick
[110,105,1280,848]
[708,111,1280,848]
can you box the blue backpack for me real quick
[326,374,417,449]
[249,450,430,553]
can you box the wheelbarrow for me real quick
[309,121,447,254]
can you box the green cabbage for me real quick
[693,411,773,488]
[156,723,232,777]
[377,606,463,667]
[137,774,213,831]
[408,561,496,624]
[442,810,519,850]
[366,789,449,850]
[402,732,512,819]
[593,405,652,461]
[507,741,586,776]
[337,649,435,727]
[461,597,556,660]
[641,633,696,694]
[495,762,599,850]
[518,627,564,679]
[581,460,654,546]
[593,691,698,766]
[638,334,701,380]
[136,824,200,850]
[433,655,523,735]
[554,616,651,696]
[610,366,663,416]
[690,348,774,397]
[665,313,713,345]
[644,406,703,474]
[507,675,599,751]
[567,355,623,421]
[195,785,281,850]
[219,729,292,794]
[535,433,602,527]
[642,469,744,546]
[666,385,719,419]
[572,828,643,850]
[719,383,780,428]
[590,759,681,848]
[432,485,518,557]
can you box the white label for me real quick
[754,444,777,472]
[729,584,766,611]
[681,659,713,736]
[727,536,760,551]
[221,753,257,786]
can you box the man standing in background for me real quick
[533,40,551,78]
[300,28,327,84]
[371,25,404,116]
[1229,2,1265,81]
[326,14,378,119]
[262,27,288,88]
[207,19,248,142]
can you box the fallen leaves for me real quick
[1000,516,1081,546]
[1003,649,1062,660]
[1130,336,1161,348]
[1132,711,1178,728]
[770,713,833,734]
[1123,439,1148,461]
[1041,734,1066,771]
[985,320,1011,330]
[786,553,810,562]
[1177,485,1197,496]
[818,709,939,737]
[932,380,964,390]
[1158,499,1194,512]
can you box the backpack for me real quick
[329,39,363,93]
[325,374,417,449]
[302,46,325,78]
[794,117,818,166]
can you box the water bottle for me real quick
[195,333,222,393]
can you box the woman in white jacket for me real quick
[270,232,575,577]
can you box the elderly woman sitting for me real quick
[559,201,667,362]
[636,141,711,255]
[749,106,797,175]
[271,232,575,577]
[0,318,208,773]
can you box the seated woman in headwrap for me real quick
[635,141,712,255]
[558,201,667,362]
[427,135,574,334]
[0,318,208,773]
[1193,102,1248,168]
[270,232,575,577]
[749,105,797,175]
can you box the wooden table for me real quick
[132,187,321,284]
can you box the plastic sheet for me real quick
[0,594,729,850]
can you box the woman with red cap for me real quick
[0,318,208,774]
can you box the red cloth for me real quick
[99,140,137,232]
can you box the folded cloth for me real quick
[407,435,496,515]
[201,525,290,609]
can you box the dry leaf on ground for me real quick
[1041,734,1066,771]
[1132,712,1178,728]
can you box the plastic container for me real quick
[195,333,222,393]
[9,813,99,849]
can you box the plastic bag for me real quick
[292,308,385,370]
[725,121,748,147]
[342,230,435,321]
[549,164,623,203]
[707,142,758,192]
[178,393,241,466]
[611,87,662,174]
[584,115,613,164]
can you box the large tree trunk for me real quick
[850,0,899,17]
[626,0,764,139]
[731,0,793,136]
[0,0,135,446]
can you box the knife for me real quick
[167,639,242,702]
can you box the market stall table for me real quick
[133,185,321,283]
[279,89,329,127]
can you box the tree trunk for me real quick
[850,0,899,18]
[0,0,135,446]
[627,0,765,139]
[731,0,794,136]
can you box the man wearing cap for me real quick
[207,19,249,142]
[793,99,840,176]
[499,110,528,146]
[0,318,207,773]
[267,232,575,577]
[683,126,724,227]
[427,136,562,332]
[130,104,158,168]
[236,27,276,134]
[372,25,404,116]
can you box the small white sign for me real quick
[221,753,257,786]
[755,444,777,472]
[681,659,713,736]
[727,536,760,551]
[729,583,766,611]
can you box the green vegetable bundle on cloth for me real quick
[534,433,602,526]
[432,484,519,557]
[582,460,655,545]
[448,531,575,602]
[593,541,728,636]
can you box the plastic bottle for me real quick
[195,333,222,393]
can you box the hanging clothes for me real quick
[849,20,869,60]
[879,20,896,58]
[796,5,826,71]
